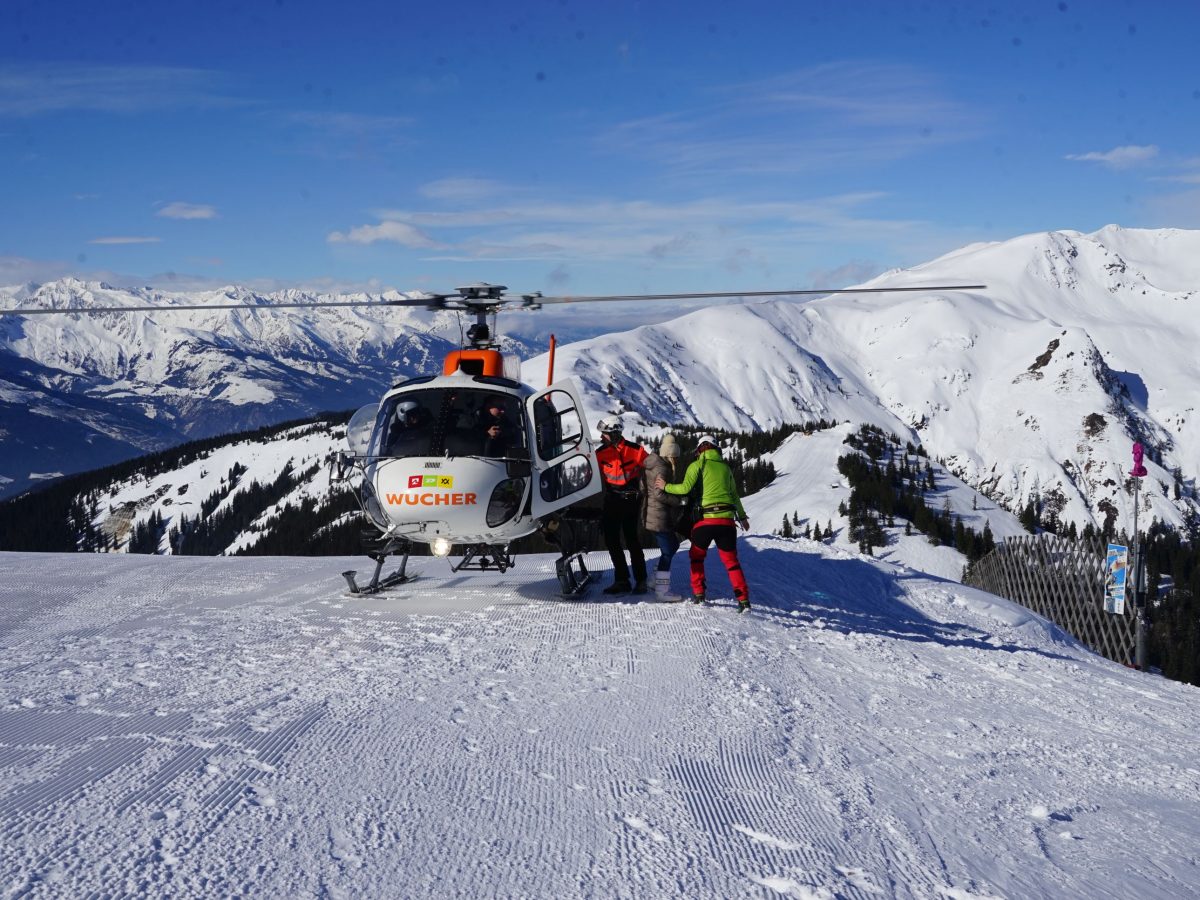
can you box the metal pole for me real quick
[1132,476,1146,669]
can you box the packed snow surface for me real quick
[3,543,1199,898]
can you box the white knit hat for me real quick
[659,433,680,458]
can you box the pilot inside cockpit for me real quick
[385,400,433,455]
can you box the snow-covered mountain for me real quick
[0,280,542,499]
[528,226,1200,536]
[5,226,1200,537]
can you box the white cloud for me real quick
[0,255,154,288]
[88,236,163,245]
[1150,157,1200,185]
[327,221,441,248]
[334,186,980,289]
[158,202,218,220]
[373,193,891,230]
[1143,189,1200,228]
[283,110,413,135]
[419,178,508,202]
[0,254,71,283]
[0,254,411,296]
[596,62,985,175]
[277,110,414,159]
[1065,145,1159,169]
[1153,173,1200,185]
[806,260,887,288]
[0,65,242,117]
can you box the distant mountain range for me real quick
[4,225,1199,538]
[0,281,542,498]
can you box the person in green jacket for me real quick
[654,434,752,612]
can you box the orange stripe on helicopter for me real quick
[385,493,478,506]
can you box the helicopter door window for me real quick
[538,453,594,503]
[533,390,584,463]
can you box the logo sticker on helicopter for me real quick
[408,474,454,489]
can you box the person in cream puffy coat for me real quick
[641,433,684,599]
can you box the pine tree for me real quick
[1019,500,1038,534]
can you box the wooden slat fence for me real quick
[963,534,1137,664]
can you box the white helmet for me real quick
[694,434,718,450]
[597,415,623,435]
[397,400,419,414]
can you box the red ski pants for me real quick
[688,519,748,602]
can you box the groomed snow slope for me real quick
[3,547,1199,899]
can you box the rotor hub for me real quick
[456,283,507,301]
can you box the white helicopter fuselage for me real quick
[346,369,602,550]
[366,455,533,545]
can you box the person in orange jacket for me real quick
[595,416,649,594]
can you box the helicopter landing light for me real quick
[431,537,453,557]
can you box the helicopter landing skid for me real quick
[555,552,591,598]
[452,543,515,574]
[342,538,413,595]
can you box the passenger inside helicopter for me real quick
[475,394,520,457]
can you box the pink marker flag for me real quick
[1131,442,1148,478]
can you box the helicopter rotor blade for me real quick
[529,285,987,305]
[0,296,441,316]
[0,283,988,316]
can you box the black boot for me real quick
[602,580,632,595]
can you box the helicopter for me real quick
[333,282,606,596]
[1,279,986,595]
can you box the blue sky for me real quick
[2,0,1198,298]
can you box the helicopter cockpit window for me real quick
[373,388,527,459]
[533,390,584,462]
[481,393,526,458]
[377,397,436,457]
